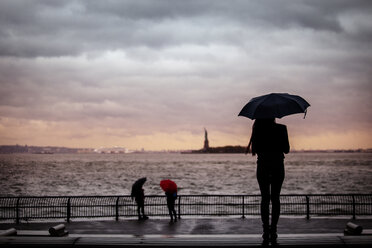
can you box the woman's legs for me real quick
[257,169,270,240]
[257,175,270,228]
[167,197,177,221]
[136,199,147,220]
[257,159,285,241]
[270,172,284,230]
[171,201,177,221]
[136,203,143,220]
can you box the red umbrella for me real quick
[160,179,177,194]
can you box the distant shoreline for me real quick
[0,145,371,154]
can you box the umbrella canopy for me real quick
[160,179,177,194]
[131,177,146,197]
[238,93,310,119]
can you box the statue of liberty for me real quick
[203,128,209,151]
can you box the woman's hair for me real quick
[253,118,275,128]
[248,118,275,155]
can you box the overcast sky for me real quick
[0,0,371,150]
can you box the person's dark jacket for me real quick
[131,188,145,203]
[251,123,289,160]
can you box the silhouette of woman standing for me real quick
[246,118,289,243]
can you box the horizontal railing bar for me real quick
[2,193,372,198]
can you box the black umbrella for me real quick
[238,93,310,119]
[131,177,147,198]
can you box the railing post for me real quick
[242,196,245,219]
[178,195,181,219]
[116,197,120,221]
[16,197,20,224]
[67,198,71,223]
[352,195,356,220]
[306,196,310,220]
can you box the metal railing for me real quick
[0,194,371,223]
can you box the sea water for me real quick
[0,152,371,196]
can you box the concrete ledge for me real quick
[1,218,371,247]
[1,234,372,248]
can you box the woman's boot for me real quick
[262,224,270,241]
[270,225,278,243]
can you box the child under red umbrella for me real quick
[160,179,178,222]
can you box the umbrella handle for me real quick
[303,109,307,119]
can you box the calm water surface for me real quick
[0,152,371,196]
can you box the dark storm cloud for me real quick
[0,0,371,58]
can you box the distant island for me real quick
[184,145,246,154]
[0,145,93,154]
[180,130,247,153]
